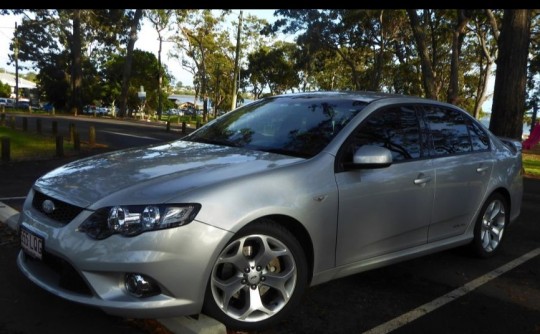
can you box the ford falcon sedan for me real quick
[16,91,523,331]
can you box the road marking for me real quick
[101,131,160,140]
[363,247,540,334]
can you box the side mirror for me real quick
[345,145,393,169]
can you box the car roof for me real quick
[272,90,425,104]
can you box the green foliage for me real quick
[0,80,10,98]
[247,42,301,97]
[523,153,540,177]
[102,50,170,112]
[13,9,142,112]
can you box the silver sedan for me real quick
[16,91,523,331]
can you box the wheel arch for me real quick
[490,187,511,216]
[249,214,315,284]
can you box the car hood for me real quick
[34,140,303,208]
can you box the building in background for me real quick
[0,72,38,104]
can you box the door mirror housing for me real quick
[345,145,393,170]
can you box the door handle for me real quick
[476,166,490,173]
[414,174,432,185]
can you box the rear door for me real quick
[420,105,494,242]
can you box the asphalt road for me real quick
[1,114,540,334]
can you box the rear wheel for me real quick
[470,193,508,258]
[203,219,308,331]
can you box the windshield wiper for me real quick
[188,138,235,147]
[257,147,310,158]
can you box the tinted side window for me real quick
[423,106,472,156]
[349,106,423,162]
[468,120,490,151]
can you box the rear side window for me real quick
[468,120,490,151]
[422,105,488,156]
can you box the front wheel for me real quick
[470,193,509,258]
[203,219,308,331]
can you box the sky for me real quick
[0,10,279,87]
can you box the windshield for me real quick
[185,96,367,158]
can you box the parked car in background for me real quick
[83,105,109,116]
[166,108,180,116]
[42,103,54,112]
[16,91,523,331]
[14,100,30,109]
[1,98,15,108]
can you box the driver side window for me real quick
[344,106,424,163]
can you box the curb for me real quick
[158,315,227,334]
[0,202,20,232]
[0,202,226,334]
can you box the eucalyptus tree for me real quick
[230,10,242,110]
[490,9,532,139]
[207,49,233,115]
[246,42,301,98]
[270,9,409,91]
[147,9,174,119]
[103,49,171,115]
[303,49,354,91]
[11,9,133,113]
[235,12,276,97]
[170,9,227,122]
[119,9,144,118]
[405,9,460,101]
[525,10,540,129]
[467,9,500,119]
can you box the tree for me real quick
[119,9,144,118]
[270,10,411,92]
[12,10,133,113]
[406,9,440,100]
[490,9,531,139]
[230,10,243,110]
[0,81,10,97]
[469,9,500,119]
[247,42,300,97]
[103,49,170,114]
[447,10,471,105]
[148,9,173,119]
[171,10,228,122]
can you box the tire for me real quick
[203,219,308,331]
[470,193,509,258]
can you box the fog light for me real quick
[125,273,161,298]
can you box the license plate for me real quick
[21,226,44,260]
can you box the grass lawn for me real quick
[0,126,106,161]
[523,148,540,178]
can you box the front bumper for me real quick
[16,203,232,318]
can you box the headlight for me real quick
[78,204,201,239]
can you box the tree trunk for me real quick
[231,10,242,111]
[447,10,470,105]
[70,10,83,116]
[407,9,437,99]
[473,14,497,120]
[489,9,531,139]
[120,9,143,118]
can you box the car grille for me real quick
[24,251,93,296]
[32,191,84,225]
